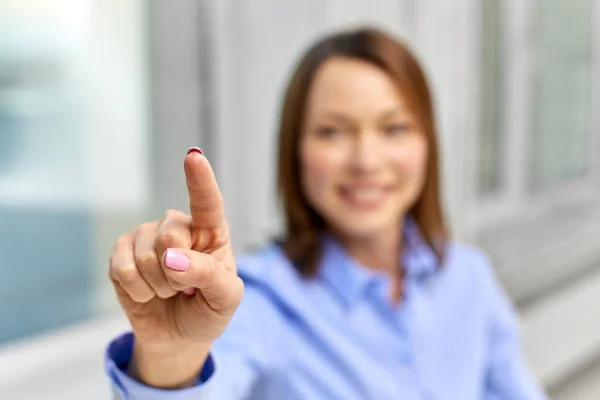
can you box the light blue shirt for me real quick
[106,221,547,399]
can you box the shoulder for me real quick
[445,242,491,268]
[443,242,496,282]
[431,242,503,302]
[422,243,518,336]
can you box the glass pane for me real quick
[478,0,505,195]
[530,0,593,190]
[0,1,150,345]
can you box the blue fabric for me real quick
[105,220,546,399]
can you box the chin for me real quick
[331,213,400,240]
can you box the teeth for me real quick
[346,189,384,201]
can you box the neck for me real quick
[336,221,404,275]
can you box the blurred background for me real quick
[0,0,599,398]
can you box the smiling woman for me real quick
[105,27,547,400]
[277,32,446,287]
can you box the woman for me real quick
[106,28,547,399]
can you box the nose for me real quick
[350,132,384,173]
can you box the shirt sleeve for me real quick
[106,332,216,400]
[481,256,548,400]
[105,283,282,400]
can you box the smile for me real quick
[338,185,393,210]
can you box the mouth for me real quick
[338,184,394,210]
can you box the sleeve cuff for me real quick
[105,332,215,400]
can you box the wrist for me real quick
[128,339,212,389]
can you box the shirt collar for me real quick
[318,216,439,307]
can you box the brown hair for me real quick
[276,27,448,276]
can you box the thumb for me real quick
[162,248,243,313]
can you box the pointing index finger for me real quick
[185,147,225,230]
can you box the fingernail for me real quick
[187,147,203,155]
[183,288,197,296]
[164,249,190,271]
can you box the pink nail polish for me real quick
[187,147,203,155]
[164,249,190,271]
[184,288,197,296]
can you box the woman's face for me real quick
[300,57,428,241]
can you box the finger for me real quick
[134,222,178,299]
[163,248,244,315]
[155,209,193,257]
[109,233,155,303]
[155,210,194,292]
[185,148,225,230]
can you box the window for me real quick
[475,0,600,305]
[0,0,150,346]
[478,0,505,195]
[531,0,594,190]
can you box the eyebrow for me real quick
[380,107,409,119]
[318,107,409,122]
[318,112,354,124]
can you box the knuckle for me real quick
[136,251,159,272]
[131,290,155,303]
[156,230,188,250]
[111,238,131,261]
[195,226,229,250]
[116,264,141,285]
[156,286,178,299]
[108,264,118,283]
[136,222,155,235]
[165,208,184,219]
[109,254,122,278]
[113,235,130,251]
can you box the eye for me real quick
[384,123,412,136]
[316,126,342,138]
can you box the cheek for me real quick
[300,140,341,202]
[391,137,428,185]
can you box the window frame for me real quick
[469,0,600,304]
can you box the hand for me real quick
[109,148,243,387]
